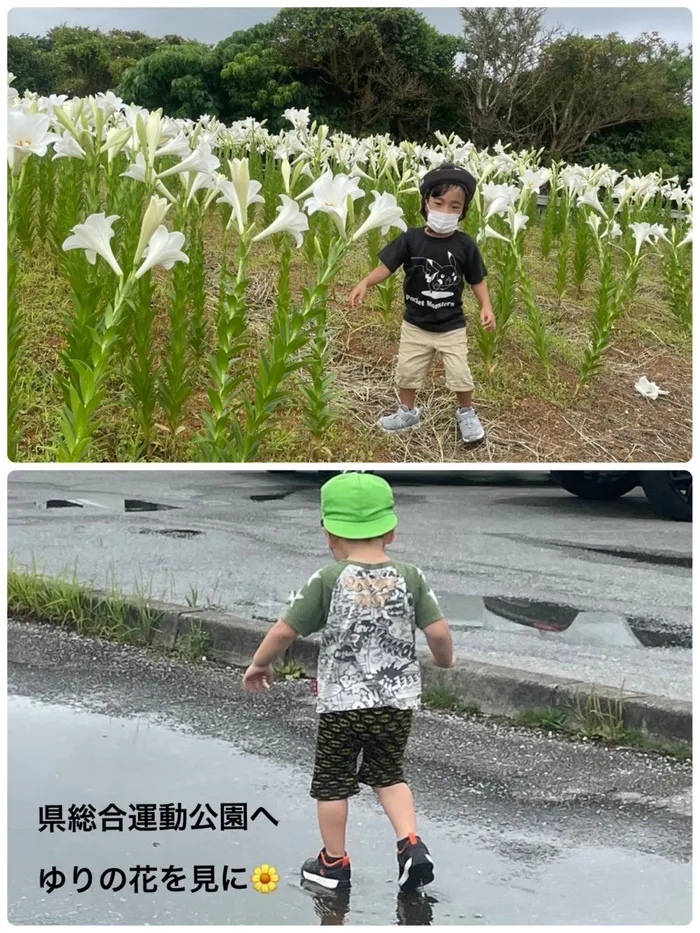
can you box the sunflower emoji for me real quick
[251,863,279,893]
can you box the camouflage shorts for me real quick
[310,707,413,800]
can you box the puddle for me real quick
[7,696,690,925]
[46,499,83,509]
[439,596,691,650]
[124,500,179,512]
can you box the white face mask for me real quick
[427,209,460,234]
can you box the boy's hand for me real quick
[480,307,496,331]
[349,282,367,308]
[242,662,274,692]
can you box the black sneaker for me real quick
[301,848,351,890]
[396,833,434,891]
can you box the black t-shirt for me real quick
[378,227,487,333]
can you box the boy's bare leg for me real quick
[456,390,473,408]
[398,388,417,409]
[317,799,348,858]
[374,782,417,839]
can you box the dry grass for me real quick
[13,211,692,463]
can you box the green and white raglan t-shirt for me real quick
[282,559,444,713]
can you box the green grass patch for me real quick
[274,659,306,680]
[8,563,211,663]
[421,686,480,716]
[514,693,691,761]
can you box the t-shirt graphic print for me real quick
[282,560,443,713]
[378,227,487,333]
[413,252,461,299]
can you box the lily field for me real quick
[7,82,693,462]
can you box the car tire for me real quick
[550,471,639,501]
[640,471,692,521]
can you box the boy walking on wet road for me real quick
[349,162,495,444]
[243,472,455,892]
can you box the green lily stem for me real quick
[56,274,136,461]
[7,161,28,459]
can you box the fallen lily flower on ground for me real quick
[635,376,670,400]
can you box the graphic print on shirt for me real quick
[412,252,461,299]
[317,565,422,712]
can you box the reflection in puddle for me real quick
[440,595,690,650]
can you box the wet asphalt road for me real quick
[8,620,692,925]
[7,470,692,700]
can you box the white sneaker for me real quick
[456,407,485,442]
[378,405,421,431]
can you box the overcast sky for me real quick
[6,6,693,47]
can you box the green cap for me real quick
[321,472,397,539]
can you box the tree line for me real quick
[9,7,692,180]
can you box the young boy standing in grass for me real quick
[350,162,495,443]
[242,472,455,892]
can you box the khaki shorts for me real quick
[395,321,474,392]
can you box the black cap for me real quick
[419,161,477,202]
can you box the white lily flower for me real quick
[610,221,623,238]
[283,107,311,131]
[145,109,166,162]
[678,226,692,248]
[484,196,511,221]
[94,90,123,118]
[135,225,189,278]
[507,209,530,236]
[252,195,309,248]
[578,187,608,217]
[154,132,192,161]
[629,222,657,257]
[216,177,264,234]
[483,224,510,243]
[184,170,216,206]
[227,158,263,231]
[7,110,60,174]
[520,168,551,191]
[62,212,123,277]
[352,191,407,241]
[101,125,133,162]
[303,170,364,237]
[157,140,220,179]
[51,130,86,161]
[121,151,148,182]
[586,214,602,236]
[648,222,670,244]
[134,195,171,264]
[280,156,291,194]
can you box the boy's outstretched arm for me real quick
[243,619,299,691]
[349,263,393,307]
[422,618,456,668]
[471,280,495,331]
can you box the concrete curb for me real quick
[17,588,692,744]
